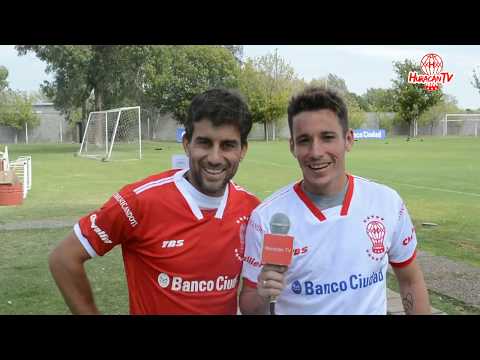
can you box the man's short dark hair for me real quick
[185,88,252,146]
[287,87,349,137]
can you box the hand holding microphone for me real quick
[259,213,294,315]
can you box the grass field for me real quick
[1,136,479,314]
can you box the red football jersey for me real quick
[75,169,260,314]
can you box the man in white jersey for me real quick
[239,86,431,315]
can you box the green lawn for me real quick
[1,136,479,314]
[0,227,128,315]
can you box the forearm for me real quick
[49,252,100,315]
[398,278,431,315]
[239,288,269,315]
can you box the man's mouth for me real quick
[308,162,332,171]
[203,168,226,176]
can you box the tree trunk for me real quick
[272,121,276,141]
[81,99,87,123]
[94,87,103,111]
[264,121,268,142]
[80,99,87,143]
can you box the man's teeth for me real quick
[205,168,224,175]
[310,163,330,170]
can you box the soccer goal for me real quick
[443,113,480,137]
[78,106,142,161]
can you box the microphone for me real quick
[261,213,294,315]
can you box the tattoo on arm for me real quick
[402,292,415,314]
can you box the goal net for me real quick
[443,113,480,137]
[78,106,142,161]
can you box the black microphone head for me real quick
[270,212,290,235]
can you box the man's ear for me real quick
[345,129,354,152]
[240,142,248,161]
[182,134,190,156]
[289,138,296,158]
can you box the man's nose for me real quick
[207,145,223,165]
[310,138,325,157]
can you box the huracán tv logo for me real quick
[408,53,454,91]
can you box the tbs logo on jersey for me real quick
[363,215,389,261]
[162,240,184,248]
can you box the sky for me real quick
[1,45,480,110]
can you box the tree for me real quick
[0,68,39,142]
[349,92,370,112]
[418,94,461,135]
[223,45,244,64]
[238,49,299,141]
[0,90,40,143]
[391,59,442,137]
[360,88,397,134]
[143,45,240,124]
[473,68,480,96]
[16,45,152,123]
[16,45,92,123]
[310,74,366,129]
[238,60,269,128]
[345,96,367,129]
[323,73,349,93]
[0,65,8,92]
[28,89,52,103]
[362,88,397,112]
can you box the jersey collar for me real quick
[293,174,354,222]
[173,168,230,220]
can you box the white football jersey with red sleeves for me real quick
[241,175,417,315]
[75,168,260,314]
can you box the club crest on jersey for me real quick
[363,215,388,261]
[292,280,302,294]
[234,215,249,262]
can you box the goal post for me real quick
[78,106,142,161]
[443,113,480,137]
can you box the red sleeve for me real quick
[78,184,140,256]
[390,249,417,268]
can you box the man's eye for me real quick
[223,142,237,149]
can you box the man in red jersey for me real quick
[49,88,260,314]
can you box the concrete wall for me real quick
[0,103,74,144]
[0,125,17,143]
[148,113,181,141]
[144,113,292,142]
[3,105,475,145]
[249,117,290,141]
